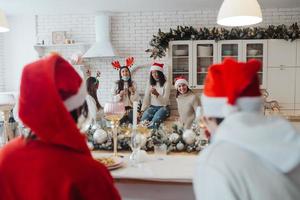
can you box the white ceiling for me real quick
[1,0,300,15]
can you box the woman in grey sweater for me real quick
[175,77,200,129]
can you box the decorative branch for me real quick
[146,23,300,59]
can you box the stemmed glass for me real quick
[104,101,125,157]
[129,129,143,166]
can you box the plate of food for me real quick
[95,156,124,170]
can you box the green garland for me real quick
[145,23,300,59]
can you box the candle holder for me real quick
[104,101,125,157]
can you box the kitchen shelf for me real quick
[173,72,189,74]
[34,43,90,48]
[197,56,214,58]
[34,43,90,58]
[172,56,189,59]
[246,55,263,57]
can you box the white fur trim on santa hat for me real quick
[150,65,163,72]
[64,81,87,111]
[175,79,188,89]
[201,94,263,118]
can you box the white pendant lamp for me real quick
[0,9,9,32]
[217,0,262,27]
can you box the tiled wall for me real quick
[34,7,300,105]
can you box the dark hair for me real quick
[70,101,89,122]
[176,87,192,98]
[211,117,224,125]
[206,117,224,125]
[150,71,166,87]
[86,77,102,110]
[116,66,133,96]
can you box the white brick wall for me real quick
[0,34,5,92]
[35,7,300,104]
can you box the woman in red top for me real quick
[0,54,121,200]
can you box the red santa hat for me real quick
[201,58,263,118]
[18,54,90,154]
[150,62,164,72]
[174,76,189,89]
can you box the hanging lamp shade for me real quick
[0,9,9,32]
[217,0,262,27]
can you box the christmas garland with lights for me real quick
[87,122,209,153]
[145,23,300,59]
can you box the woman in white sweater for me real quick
[141,63,170,129]
[175,77,200,129]
[111,57,139,124]
[86,76,104,122]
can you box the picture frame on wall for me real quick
[52,31,66,44]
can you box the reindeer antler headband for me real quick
[111,57,135,70]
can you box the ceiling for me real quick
[1,0,300,15]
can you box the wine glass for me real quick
[104,101,125,157]
[129,129,143,166]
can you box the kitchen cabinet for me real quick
[169,40,267,89]
[267,67,295,110]
[267,39,297,67]
[266,39,300,115]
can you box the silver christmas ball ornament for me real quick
[183,129,196,145]
[93,129,108,144]
[176,142,185,151]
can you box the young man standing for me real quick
[193,58,300,200]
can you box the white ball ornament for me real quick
[176,142,185,151]
[183,129,196,145]
[93,129,108,144]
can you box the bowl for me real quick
[223,50,232,56]
[174,49,188,56]
[248,49,259,56]
[197,46,212,57]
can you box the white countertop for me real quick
[92,151,198,183]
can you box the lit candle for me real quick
[132,101,138,130]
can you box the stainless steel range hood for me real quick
[83,13,117,58]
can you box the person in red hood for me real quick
[0,54,121,200]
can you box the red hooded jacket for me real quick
[0,55,121,200]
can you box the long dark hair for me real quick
[150,71,166,87]
[86,77,102,110]
[116,66,133,96]
[70,101,89,122]
[176,88,192,98]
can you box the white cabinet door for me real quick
[243,40,267,88]
[192,41,218,89]
[295,67,300,109]
[169,41,193,87]
[297,40,300,66]
[217,40,243,63]
[267,39,297,67]
[267,67,295,109]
